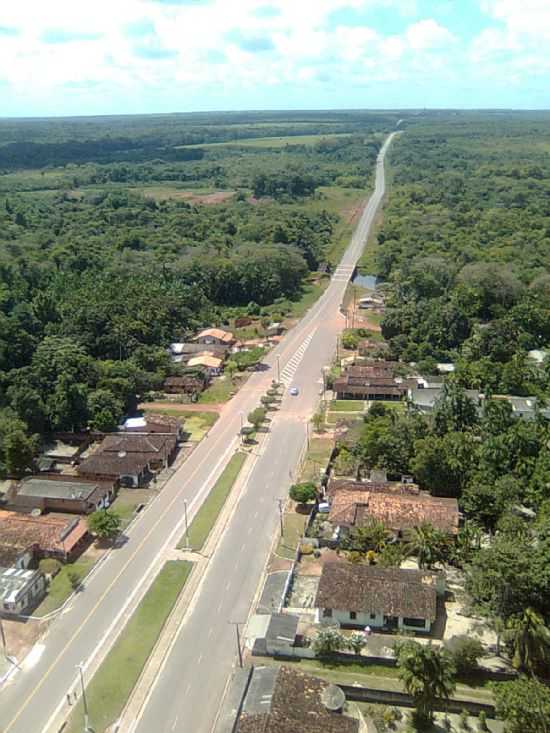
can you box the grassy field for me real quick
[276,510,310,560]
[177,452,247,551]
[330,400,365,412]
[109,489,151,526]
[65,560,193,733]
[144,407,219,441]
[179,133,354,149]
[36,557,96,617]
[198,376,237,404]
[299,437,334,482]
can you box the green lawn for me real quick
[299,437,334,482]
[330,400,365,412]
[376,401,406,413]
[177,452,247,551]
[109,489,151,527]
[65,560,193,733]
[198,377,237,404]
[276,511,310,560]
[35,558,95,617]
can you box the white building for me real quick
[0,567,46,615]
[314,563,443,634]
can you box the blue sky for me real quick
[0,0,549,116]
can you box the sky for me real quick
[0,0,549,116]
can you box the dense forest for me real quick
[0,111,390,474]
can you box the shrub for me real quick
[446,635,485,674]
[39,558,62,577]
[289,482,317,503]
[313,628,346,657]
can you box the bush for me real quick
[446,635,485,674]
[39,558,62,577]
[289,482,317,503]
[312,628,346,657]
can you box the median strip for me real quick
[177,451,247,552]
[65,560,193,733]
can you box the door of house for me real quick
[384,615,398,629]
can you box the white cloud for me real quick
[405,19,455,51]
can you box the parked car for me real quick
[289,386,299,396]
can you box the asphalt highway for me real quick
[0,132,394,733]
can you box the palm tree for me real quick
[506,607,550,674]
[406,522,449,569]
[396,640,456,724]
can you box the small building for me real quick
[121,414,184,440]
[0,567,46,615]
[14,476,115,515]
[233,665,359,733]
[333,362,408,401]
[169,342,228,364]
[193,328,235,346]
[187,354,223,377]
[163,374,208,397]
[492,395,550,421]
[78,432,177,487]
[0,511,89,563]
[527,349,548,365]
[266,322,284,337]
[315,563,442,633]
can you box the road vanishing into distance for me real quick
[0,132,395,733]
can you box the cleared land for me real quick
[178,133,354,149]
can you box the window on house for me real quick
[370,614,376,620]
[402,617,425,628]
[323,608,333,618]
[350,611,357,620]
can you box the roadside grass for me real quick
[144,408,219,441]
[330,400,365,412]
[299,437,334,483]
[65,560,193,733]
[199,377,237,404]
[276,511,310,560]
[177,452,247,551]
[377,401,406,413]
[109,489,151,527]
[274,280,328,321]
[35,558,95,617]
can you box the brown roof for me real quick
[125,414,182,435]
[315,563,438,621]
[0,511,88,556]
[194,328,234,343]
[164,375,206,392]
[187,354,223,369]
[237,666,359,733]
[78,433,176,478]
[327,482,458,534]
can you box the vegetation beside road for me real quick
[177,451,247,551]
[65,560,193,733]
[36,558,95,617]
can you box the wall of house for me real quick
[0,574,46,615]
[316,608,431,633]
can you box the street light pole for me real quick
[183,499,190,550]
[276,355,280,384]
[239,412,244,444]
[76,663,94,733]
[277,498,284,538]
[229,621,244,668]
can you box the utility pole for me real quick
[0,618,7,659]
[229,622,244,668]
[352,286,356,329]
[76,663,95,733]
[183,500,190,550]
[239,412,244,445]
[277,498,284,538]
[276,355,281,384]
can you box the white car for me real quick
[289,386,299,396]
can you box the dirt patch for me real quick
[191,191,235,205]
[2,616,45,662]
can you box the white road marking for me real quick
[197,653,203,665]
[171,715,179,730]
[208,627,214,638]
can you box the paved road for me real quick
[130,133,396,733]
[0,133,394,733]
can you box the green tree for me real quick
[2,428,36,477]
[341,519,391,554]
[88,388,123,432]
[492,677,550,733]
[433,382,479,436]
[289,482,317,504]
[445,635,484,675]
[347,631,367,655]
[506,608,550,674]
[395,640,456,725]
[87,510,122,539]
[406,522,449,569]
[412,431,477,497]
[247,407,267,430]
